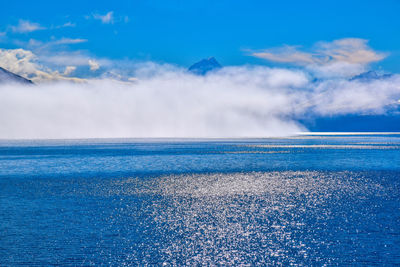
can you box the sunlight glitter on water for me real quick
[2,171,396,265]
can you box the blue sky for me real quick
[1,0,400,71]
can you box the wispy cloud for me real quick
[61,22,76,28]
[93,11,114,24]
[10,20,46,33]
[5,19,76,37]
[0,31,6,42]
[252,45,317,65]
[63,66,76,75]
[16,37,88,51]
[86,11,129,24]
[251,38,386,66]
[54,22,76,29]
[51,38,87,45]
[40,52,106,67]
[88,59,100,71]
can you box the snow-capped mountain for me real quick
[350,70,392,81]
[0,67,33,85]
[188,57,222,75]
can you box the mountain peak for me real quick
[188,57,222,75]
[0,67,34,85]
[350,70,392,81]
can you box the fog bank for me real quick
[0,65,399,139]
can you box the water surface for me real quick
[1,134,399,265]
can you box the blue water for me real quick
[1,134,400,265]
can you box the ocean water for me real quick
[1,134,399,265]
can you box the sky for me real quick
[0,0,400,138]
[1,0,400,71]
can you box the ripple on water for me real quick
[1,171,400,265]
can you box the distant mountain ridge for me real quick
[350,70,392,81]
[0,67,33,84]
[188,57,222,75]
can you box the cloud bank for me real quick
[0,38,399,139]
[0,64,399,139]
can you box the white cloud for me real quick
[0,48,85,83]
[309,76,400,115]
[0,32,6,42]
[40,52,110,67]
[25,37,87,48]
[63,66,76,75]
[10,20,45,33]
[252,45,317,65]
[306,62,367,79]
[0,48,38,76]
[251,38,386,77]
[87,11,129,24]
[93,11,114,24]
[36,51,113,75]
[316,38,385,64]
[52,38,87,45]
[0,47,108,83]
[58,22,76,28]
[9,19,77,33]
[88,59,100,71]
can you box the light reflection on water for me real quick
[1,135,400,265]
[2,171,399,265]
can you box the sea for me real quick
[1,133,399,266]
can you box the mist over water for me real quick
[0,65,399,139]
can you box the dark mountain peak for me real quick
[206,57,219,64]
[188,57,222,75]
[0,67,34,85]
[350,70,392,82]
